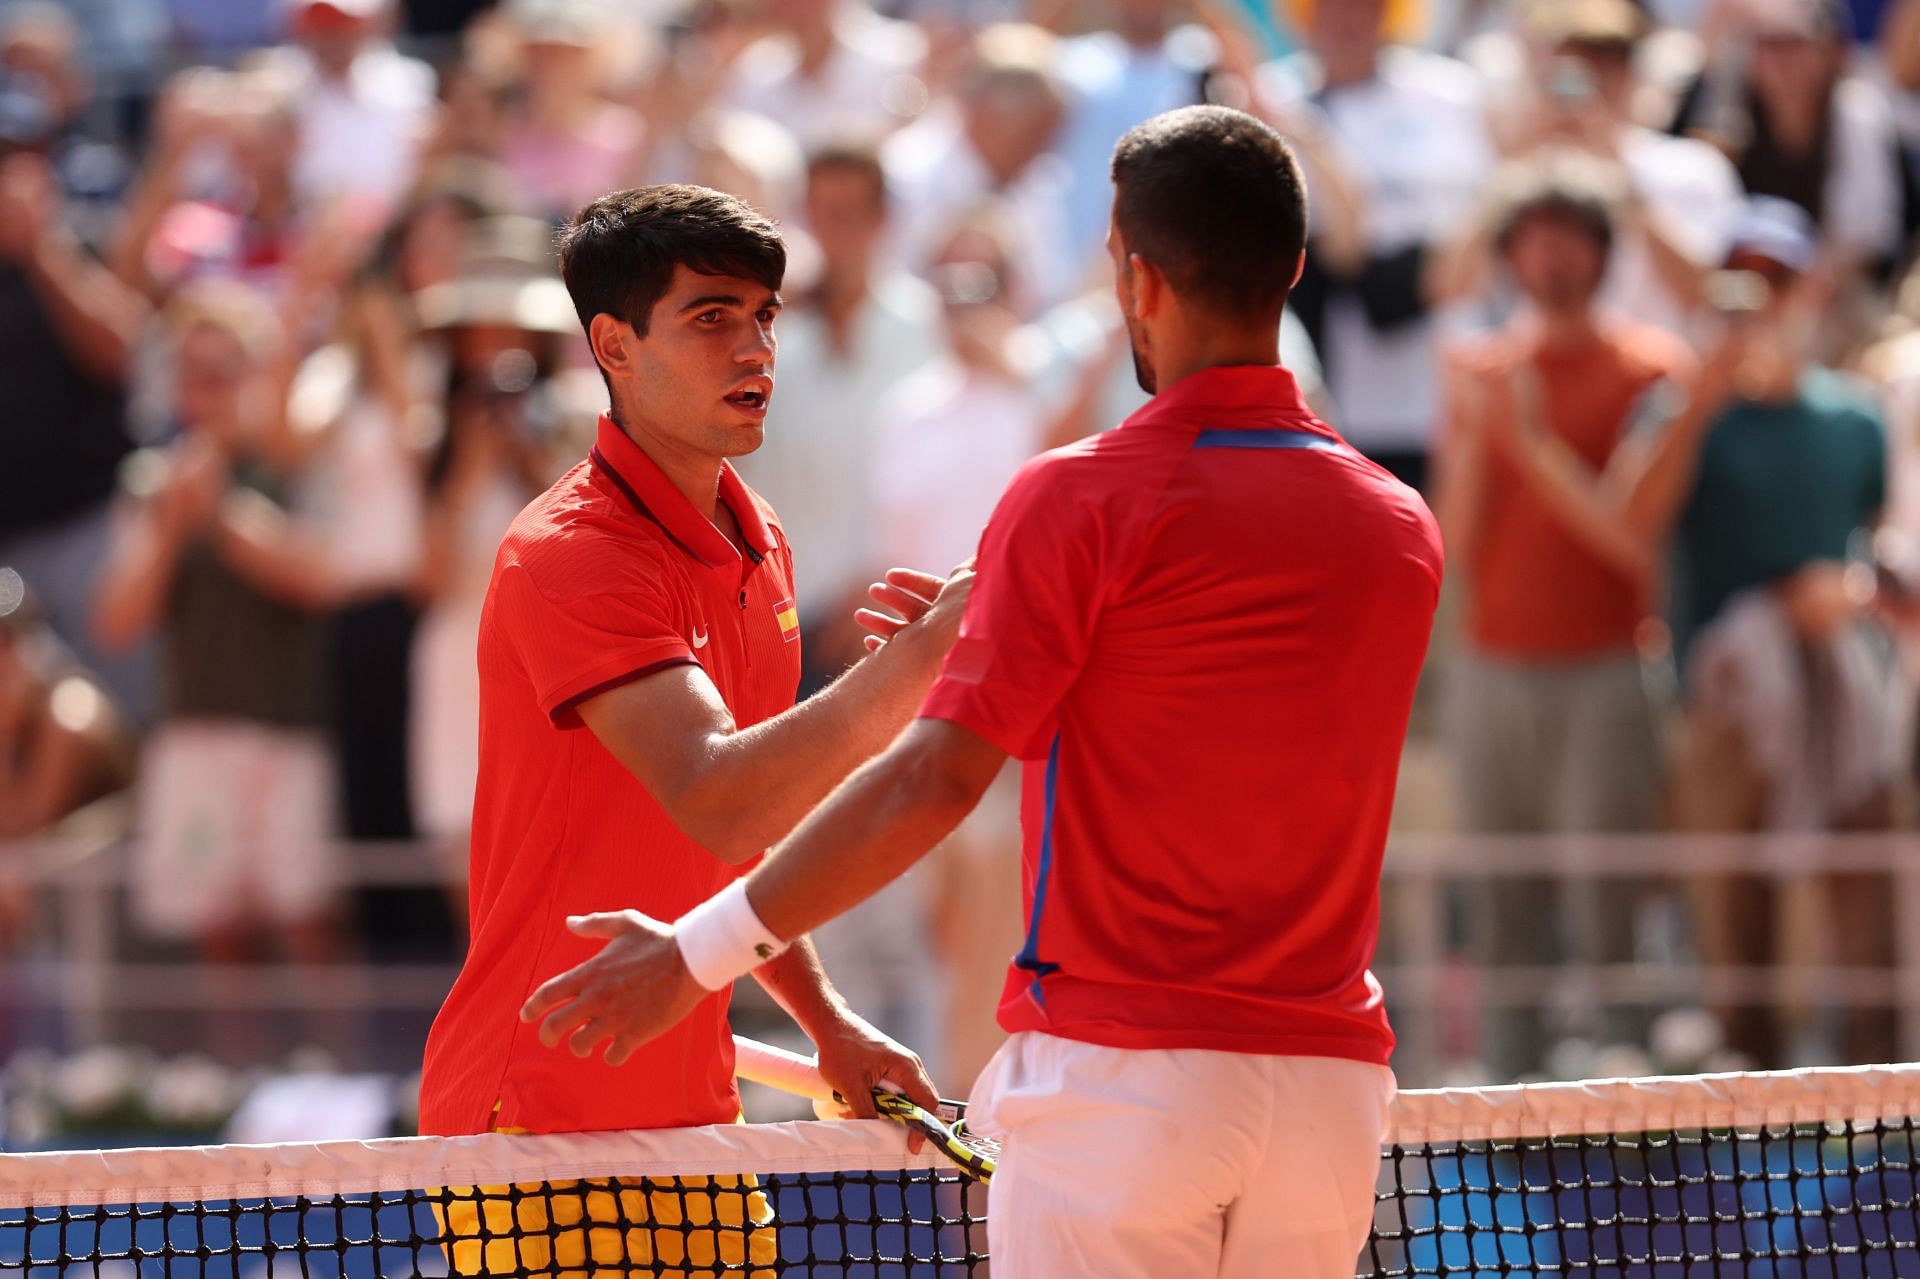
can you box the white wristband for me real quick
[674,879,789,991]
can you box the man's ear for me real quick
[1128,252,1164,321]
[589,312,636,381]
[1291,248,1306,290]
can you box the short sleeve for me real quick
[494,563,695,727]
[920,458,1107,760]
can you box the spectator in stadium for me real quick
[0,572,134,842]
[409,215,574,914]
[871,213,1045,575]
[1258,0,1497,490]
[109,70,307,302]
[1435,154,1694,1077]
[1439,0,1745,337]
[721,0,928,147]
[418,48,516,172]
[728,151,947,1072]
[92,282,341,979]
[1631,197,1900,1065]
[286,177,497,946]
[0,4,134,247]
[1680,0,1902,282]
[1878,0,1920,167]
[866,210,1043,1089]
[739,141,942,697]
[494,0,643,225]
[681,107,809,223]
[260,0,436,215]
[1048,0,1215,261]
[0,11,152,725]
[884,23,1074,317]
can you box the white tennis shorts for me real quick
[134,721,336,938]
[968,1031,1393,1279]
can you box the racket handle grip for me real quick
[732,1034,838,1103]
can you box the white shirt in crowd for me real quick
[869,354,1043,574]
[739,273,943,615]
[723,4,928,150]
[883,107,1079,317]
[266,42,436,214]
[1821,75,1905,264]
[287,343,432,598]
[1607,126,1744,336]
[1259,46,1497,455]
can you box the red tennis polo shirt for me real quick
[419,414,801,1136]
[921,365,1443,1064]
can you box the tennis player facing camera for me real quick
[418,186,969,1271]
[523,108,1444,1277]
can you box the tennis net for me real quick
[0,1120,986,1277]
[1364,1062,1920,1276]
[3,1062,1917,1276]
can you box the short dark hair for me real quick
[556,185,786,340]
[806,142,888,211]
[1110,106,1307,319]
[1490,153,1619,260]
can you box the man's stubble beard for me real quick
[1126,316,1155,395]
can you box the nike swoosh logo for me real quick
[692,628,710,650]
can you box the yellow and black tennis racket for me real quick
[732,1036,999,1183]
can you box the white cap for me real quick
[1725,195,1819,274]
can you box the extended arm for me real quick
[1614,342,1738,547]
[574,569,971,862]
[1431,355,1495,576]
[0,152,148,383]
[92,441,229,652]
[520,718,1006,1068]
[206,488,350,612]
[746,718,1004,941]
[1492,365,1660,584]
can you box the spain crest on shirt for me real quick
[774,596,799,644]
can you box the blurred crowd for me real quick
[6,0,1920,1088]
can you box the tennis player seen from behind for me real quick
[522,107,1445,1277]
[418,186,968,1274]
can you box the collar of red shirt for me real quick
[1120,363,1331,439]
[589,414,779,569]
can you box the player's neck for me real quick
[1150,326,1282,393]
[611,411,729,526]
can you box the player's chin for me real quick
[713,419,766,456]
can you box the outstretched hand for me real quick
[520,910,705,1067]
[856,565,975,657]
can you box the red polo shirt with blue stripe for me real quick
[920,365,1443,1063]
[420,414,801,1136]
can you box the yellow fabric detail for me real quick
[435,1115,776,1277]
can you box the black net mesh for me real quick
[1363,1116,1920,1276]
[0,1168,987,1277]
[8,1089,1920,1277]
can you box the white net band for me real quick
[0,1118,949,1208]
[7,1062,1919,1208]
